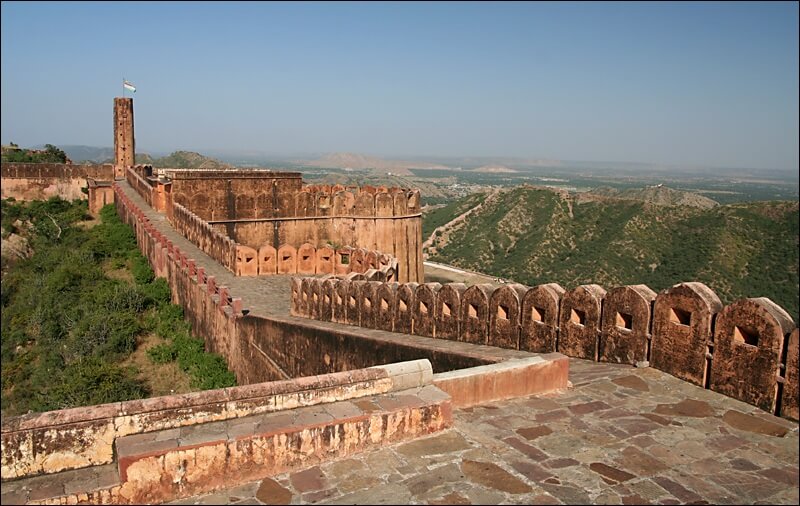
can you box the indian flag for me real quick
[123,80,136,93]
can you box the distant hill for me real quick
[585,185,719,209]
[55,145,115,164]
[303,152,450,175]
[425,186,799,322]
[46,145,230,170]
[145,151,232,169]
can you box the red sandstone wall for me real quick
[113,184,494,385]
[293,276,799,419]
[1,163,114,201]
[125,166,155,207]
[212,186,423,282]
[170,202,237,273]
[166,170,303,221]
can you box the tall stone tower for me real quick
[113,97,135,179]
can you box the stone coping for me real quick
[164,170,302,179]
[207,213,422,224]
[1,360,432,434]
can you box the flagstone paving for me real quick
[169,358,799,505]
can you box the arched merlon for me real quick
[599,285,657,365]
[710,298,795,413]
[651,282,724,387]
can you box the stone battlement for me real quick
[290,276,799,420]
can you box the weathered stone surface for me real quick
[520,283,565,353]
[396,431,471,458]
[461,460,532,493]
[653,399,715,418]
[459,284,492,344]
[488,284,526,350]
[599,285,656,365]
[589,462,636,483]
[651,282,723,387]
[516,425,553,440]
[612,375,650,392]
[394,282,417,334]
[782,328,799,421]
[413,283,440,338]
[710,298,794,413]
[721,410,790,437]
[255,477,292,505]
[558,284,606,360]
[436,284,466,341]
[289,466,326,493]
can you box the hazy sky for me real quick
[1,1,798,170]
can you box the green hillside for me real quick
[134,150,232,169]
[426,187,799,323]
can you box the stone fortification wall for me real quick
[113,183,499,382]
[113,97,134,170]
[214,184,424,283]
[162,172,423,282]
[167,169,304,221]
[292,276,799,420]
[171,201,238,272]
[124,165,155,208]
[1,184,468,484]
[0,162,114,201]
[127,168,419,282]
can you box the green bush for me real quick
[139,278,171,307]
[2,198,237,416]
[131,255,155,285]
[45,357,148,411]
[147,343,177,364]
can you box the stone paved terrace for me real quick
[168,359,799,505]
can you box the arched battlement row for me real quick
[235,243,398,279]
[291,277,798,419]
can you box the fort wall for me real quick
[0,163,114,202]
[124,167,423,281]
[292,275,799,420]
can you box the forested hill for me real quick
[425,186,799,322]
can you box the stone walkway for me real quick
[168,359,799,505]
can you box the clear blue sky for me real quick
[2,1,798,170]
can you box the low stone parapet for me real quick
[433,354,569,408]
[3,384,451,505]
[1,356,434,481]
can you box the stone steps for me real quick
[2,385,452,505]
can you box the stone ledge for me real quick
[433,353,570,408]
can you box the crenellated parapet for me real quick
[291,276,799,420]
[130,167,424,282]
[235,243,398,279]
[171,201,237,272]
